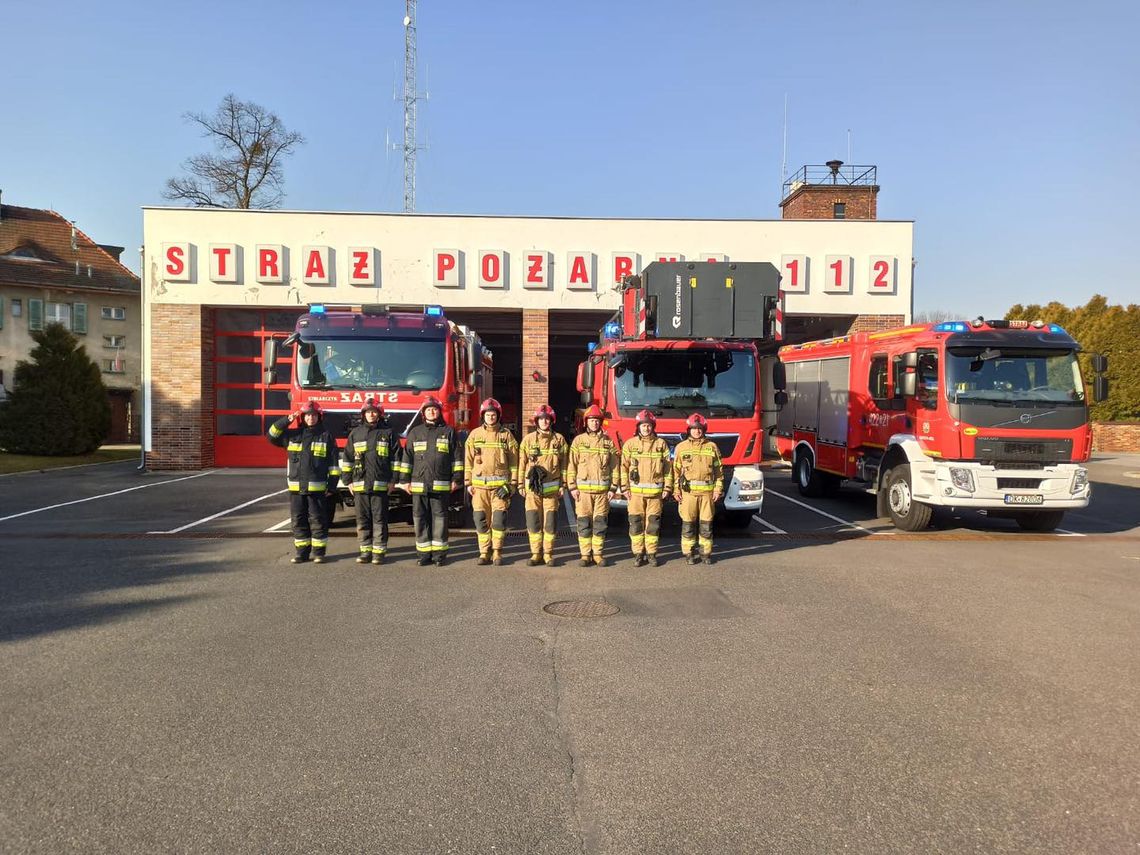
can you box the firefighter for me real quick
[465,398,519,566]
[619,409,673,566]
[397,395,463,566]
[267,401,341,564]
[344,396,399,565]
[566,404,619,567]
[517,404,568,566]
[672,413,724,565]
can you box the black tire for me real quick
[884,466,933,532]
[794,452,826,498]
[723,510,755,528]
[1015,510,1065,532]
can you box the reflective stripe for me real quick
[540,480,561,495]
[353,441,368,454]
[630,483,665,494]
[393,462,411,474]
[413,441,428,452]
[371,481,389,491]
[352,481,391,492]
[415,541,432,552]
[287,442,303,452]
[269,425,284,437]
[473,441,508,449]
[294,538,310,547]
[472,475,508,487]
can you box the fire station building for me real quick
[141,163,913,469]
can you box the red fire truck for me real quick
[262,303,492,515]
[775,319,1108,531]
[576,261,785,525]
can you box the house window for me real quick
[102,306,126,320]
[46,302,72,329]
[104,334,126,348]
[102,358,126,374]
[833,202,846,219]
[11,299,21,317]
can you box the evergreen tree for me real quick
[0,323,111,454]
[1006,296,1139,421]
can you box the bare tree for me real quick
[912,308,963,324]
[163,94,305,209]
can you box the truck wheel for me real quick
[885,466,932,531]
[794,452,825,498]
[1015,510,1065,532]
[723,510,755,528]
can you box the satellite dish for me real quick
[403,15,411,26]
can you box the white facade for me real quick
[141,208,913,317]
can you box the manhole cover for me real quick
[543,599,620,619]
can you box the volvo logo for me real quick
[995,410,1057,428]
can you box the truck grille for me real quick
[658,433,739,459]
[323,410,418,444]
[997,478,1043,489]
[975,437,1072,465]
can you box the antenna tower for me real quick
[402,0,424,213]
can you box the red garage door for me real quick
[214,308,302,467]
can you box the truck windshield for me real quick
[612,349,756,416]
[296,337,446,390]
[945,347,1085,405]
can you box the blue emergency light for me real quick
[587,342,597,353]
[310,304,327,315]
[426,305,443,317]
[603,321,621,339]
[933,321,968,333]
[1049,324,1066,334]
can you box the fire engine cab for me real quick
[775,318,1108,532]
[262,303,492,516]
[577,261,784,525]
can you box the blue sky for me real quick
[2,0,1136,316]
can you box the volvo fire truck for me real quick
[576,261,785,526]
[775,318,1107,531]
[262,303,493,517]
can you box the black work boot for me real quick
[312,549,326,565]
[634,553,647,567]
[291,551,309,564]
[477,553,492,566]
[701,553,714,566]
[649,554,661,567]
[594,555,608,568]
[433,553,447,567]
[528,554,542,567]
[371,552,384,566]
[356,551,370,564]
[492,550,503,567]
[687,553,700,566]
[417,554,432,567]
[579,556,593,568]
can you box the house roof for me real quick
[0,204,139,294]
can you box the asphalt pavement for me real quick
[0,458,1137,853]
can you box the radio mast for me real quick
[402,0,424,213]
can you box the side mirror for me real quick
[580,390,592,406]
[1091,354,1108,374]
[773,390,788,408]
[902,351,918,369]
[474,373,484,389]
[772,360,787,391]
[1093,376,1109,402]
[900,373,917,397]
[577,361,593,392]
[263,338,279,386]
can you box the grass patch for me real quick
[0,448,140,475]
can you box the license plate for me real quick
[1004,493,1044,505]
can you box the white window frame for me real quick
[101,306,126,320]
[102,358,126,374]
[46,301,72,329]
[103,334,126,348]
[11,298,22,317]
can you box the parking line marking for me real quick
[264,517,292,533]
[0,471,215,523]
[752,515,787,534]
[1055,528,1086,537]
[152,489,288,534]
[763,489,876,533]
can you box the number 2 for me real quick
[873,260,890,288]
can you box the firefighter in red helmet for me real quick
[464,398,519,565]
[672,412,723,564]
[619,409,673,566]
[396,395,463,566]
[267,400,341,564]
[344,396,399,564]
[517,404,568,566]
[566,404,619,566]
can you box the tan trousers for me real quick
[524,492,560,558]
[627,493,664,555]
[678,491,714,555]
[471,487,510,555]
[574,491,610,558]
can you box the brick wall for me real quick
[1091,422,1140,453]
[847,314,906,333]
[780,185,878,220]
[520,309,549,435]
[147,303,213,470]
